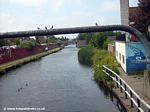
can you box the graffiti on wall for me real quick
[126,42,146,73]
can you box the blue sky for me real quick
[0,0,138,38]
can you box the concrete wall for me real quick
[126,42,146,73]
[144,70,150,99]
[107,44,115,55]
[115,41,127,72]
[120,0,129,25]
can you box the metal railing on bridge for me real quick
[102,65,150,112]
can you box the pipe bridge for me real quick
[0,25,150,65]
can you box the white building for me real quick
[115,41,126,72]
[115,41,146,73]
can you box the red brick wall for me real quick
[0,44,58,65]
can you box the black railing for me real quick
[102,65,150,112]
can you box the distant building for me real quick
[76,40,87,48]
[116,34,126,41]
[129,7,141,25]
[107,36,116,41]
[60,40,68,46]
[115,41,147,73]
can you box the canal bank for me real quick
[0,46,63,74]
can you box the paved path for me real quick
[111,67,150,112]
[118,67,150,105]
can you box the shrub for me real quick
[78,46,95,66]
[92,50,119,86]
[20,41,34,50]
[77,46,119,87]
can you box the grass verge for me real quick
[0,47,63,75]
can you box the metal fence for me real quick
[102,65,150,112]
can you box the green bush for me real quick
[78,46,119,87]
[20,41,35,50]
[92,50,119,86]
[78,46,95,66]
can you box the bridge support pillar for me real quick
[144,70,150,99]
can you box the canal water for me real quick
[0,45,124,112]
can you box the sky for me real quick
[0,0,138,38]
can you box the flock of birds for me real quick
[37,26,53,30]
[37,23,98,30]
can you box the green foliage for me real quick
[77,46,119,87]
[78,46,95,66]
[35,37,41,45]
[92,50,119,86]
[47,35,57,43]
[103,38,111,49]
[77,32,114,49]
[77,33,94,43]
[15,38,21,46]
[0,39,10,47]
[20,41,35,50]
[90,32,108,49]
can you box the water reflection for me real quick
[97,82,127,112]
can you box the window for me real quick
[119,53,121,61]
[122,55,125,64]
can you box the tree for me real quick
[15,38,21,46]
[77,33,86,40]
[47,35,57,43]
[133,0,150,36]
[76,32,112,49]
[20,41,35,50]
[77,33,94,44]
[0,39,10,47]
[88,32,108,49]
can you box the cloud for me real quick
[101,1,119,12]
[8,0,48,7]
[5,0,82,12]
[0,0,120,38]
[4,0,67,13]
[50,0,65,12]
[0,12,34,32]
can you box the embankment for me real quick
[78,46,127,111]
[0,46,63,74]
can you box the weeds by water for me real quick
[78,46,119,87]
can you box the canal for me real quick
[0,45,123,112]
